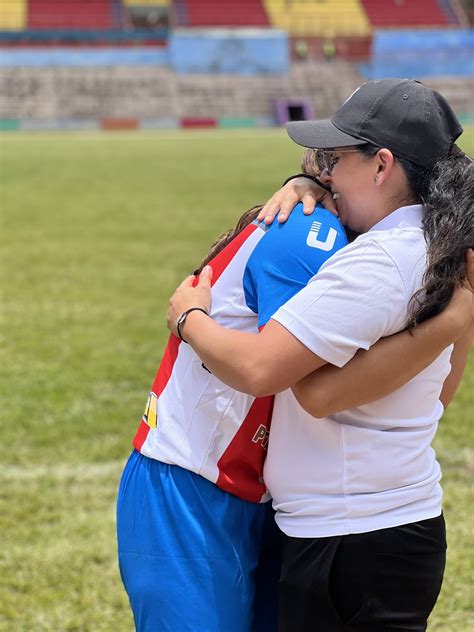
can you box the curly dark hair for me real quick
[410,147,473,327]
[358,143,473,327]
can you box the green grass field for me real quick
[1,128,473,631]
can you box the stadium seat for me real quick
[360,0,451,27]
[27,0,114,30]
[263,0,371,36]
[183,0,270,27]
[0,0,26,30]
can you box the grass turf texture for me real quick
[1,128,473,630]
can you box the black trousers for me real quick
[278,514,446,632]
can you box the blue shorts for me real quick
[116,451,280,632]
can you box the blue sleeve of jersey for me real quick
[243,203,348,328]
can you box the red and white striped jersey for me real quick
[133,205,347,503]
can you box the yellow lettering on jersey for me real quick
[143,392,158,428]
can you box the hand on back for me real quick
[257,177,338,225]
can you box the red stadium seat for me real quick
[183,0,270,27]
[28,0,113,30]
[360,0,451,28]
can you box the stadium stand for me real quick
[366,28,474,78]
[0,0,170,45]
[179,0,270,27]
[0,57,364,123]
[360,0,456,28]
[0,0,469,35]
[27,0,114,30]
[263,0,371,36]
[0,0,472,130]
[0,0,26,30]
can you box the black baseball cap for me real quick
[287,79,463,168]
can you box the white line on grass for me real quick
[0,461,124,480]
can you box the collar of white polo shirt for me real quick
[369,204,423,234]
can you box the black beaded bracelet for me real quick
[176,307,209,343]
[282,173,331,192]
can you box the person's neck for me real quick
[363,165,415,232]
[364,190,416,232]
[361,205,396,232]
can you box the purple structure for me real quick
[275,98,314,125]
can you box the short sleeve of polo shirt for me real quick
[271,237,409,367]
[243,203,348,329]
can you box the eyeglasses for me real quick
[314,148,362,176]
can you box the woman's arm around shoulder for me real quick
[167,267,327,397]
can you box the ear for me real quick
[373,148,395,185]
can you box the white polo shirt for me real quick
[265,204,453,537]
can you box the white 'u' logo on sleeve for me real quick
[306,221,338,251]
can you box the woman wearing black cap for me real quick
[166,79,473,631]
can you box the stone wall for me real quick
[0,61,364,121]
[1,60,472,123]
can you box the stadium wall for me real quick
[0,58,365,129]
[0,47,168,66]
[364,29,474,78]
[0,28,288,73]
[169,29,289,74]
